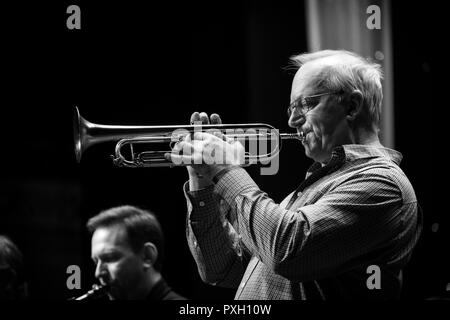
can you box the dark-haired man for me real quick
[87,205,185,300]
[0,235,28,300]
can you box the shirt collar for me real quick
[341,144,403,165]
[306,144,403,176]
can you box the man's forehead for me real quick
[291,63,323,101]
[91,226,129,252]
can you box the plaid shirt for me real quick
[184,145,422,299]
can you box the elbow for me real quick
[197,268,222,286]
[197,268,238,289]
[262,209,312,276]
[267,254,333,282]
[262,244,306,281]
[195,261,229,287]
[263,238,303,276]
[264,258,306,282]
[262,253,292,277]
[271,259,297,279]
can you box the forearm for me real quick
[184,182,246,288]
[213,169,305,271]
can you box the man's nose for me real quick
[288,111,306,128]
[94,261,106,279]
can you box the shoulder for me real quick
[322,157,416,209]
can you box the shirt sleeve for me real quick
[183,182,249,288]
[214,166,410,282]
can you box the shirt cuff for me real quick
[183,181,217,220]
[212,165,240,184]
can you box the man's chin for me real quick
[304,145,314,158]
[304,147,321,163]
[106,285,123,300]
[107,292,126,300]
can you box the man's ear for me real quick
[141,242,158,270]
[346,90,363,121]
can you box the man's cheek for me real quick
[108,264,122,281]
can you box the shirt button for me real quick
[193,240,198,246]
[199,201,205,207]
[297,192,302,197]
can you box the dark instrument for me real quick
[69,284,109,300]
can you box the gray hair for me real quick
[290,50,383,129]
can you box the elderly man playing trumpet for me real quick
[165,50,422,300]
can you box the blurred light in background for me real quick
[305,0,394,148]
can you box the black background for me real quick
[1,1,442,300]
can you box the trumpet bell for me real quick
[73,107,84,163]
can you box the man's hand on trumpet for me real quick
[164,112,245,190]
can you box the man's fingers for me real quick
[190,111,222,125]
[223,135,235,144]
[165,152,195,166]
[209,113,223,138]
[211,130,225,140]
[190,112,200,125]
[184,133,193,143]
[172,140,192,155]
[199,112,210,125]
[210,113,222,125]
[193,131,221,142]
[190,112,223,143]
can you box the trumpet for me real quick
[69,284,109,301]
[73,107,301,168]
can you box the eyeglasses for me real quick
[287,91,341,118]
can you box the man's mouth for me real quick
[99,278,113,288]
[299,131,310,142]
